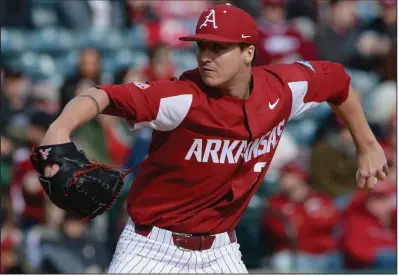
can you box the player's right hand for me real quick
[39,123,71,178]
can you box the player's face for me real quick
[196,41,248,88]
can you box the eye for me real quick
[196,42,205,52]
[214,44,222,52]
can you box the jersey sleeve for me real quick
[95,80,195,131]
[266,61,351,120]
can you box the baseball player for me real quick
[35,3,388,274]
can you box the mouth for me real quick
[202,67,214,73]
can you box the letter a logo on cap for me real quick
[199,9,218,29]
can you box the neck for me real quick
[220,68,252,99]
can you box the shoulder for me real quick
[252,63,311,91]
[256,61,315,76]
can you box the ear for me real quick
[243,45,256,65]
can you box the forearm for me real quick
[329,86,377,152]
[51,87,110,134]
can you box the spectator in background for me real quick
[379,40,397,81]
[262,162,339,273]
[315,0,358,65]
[0,135,14,193]
[37,213,110,273]
[8,111,56,231]
[256,0,318,65]
[342,180,396,270]
[1,196,25,273]
[1,67,30,191]
[56,0,126,29]
[351,0,395,73]
[285,0,318,22]
[29,82,60,116]
[0,67,30,137]
[150,0,209,20]
[315,0,391,72]
[310,114,358,197]
[60,48,101,109]
[60,48,116,165]
[143,43,175,81]
[366,0,397,42]
[125,0,159,25]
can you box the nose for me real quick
[197,48,213,65]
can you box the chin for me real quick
[201,75,223,88]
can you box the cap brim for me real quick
[179,34,239,44]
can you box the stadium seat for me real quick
[74,29,124,51]
[29,28,75,52]
[1,29,28,53]
[101,50,149,73]
[123,26,149,49]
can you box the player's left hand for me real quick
[356,141,389,190]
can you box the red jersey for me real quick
[97,61,350,234]
[256,21,318,65]
[342,205,397,268]
[262,192,339,254]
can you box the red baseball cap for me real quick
[179,4,259,45]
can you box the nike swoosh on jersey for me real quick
[269,98,280,109]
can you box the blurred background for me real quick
[0,0,396,274]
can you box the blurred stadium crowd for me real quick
[0,0,397,273]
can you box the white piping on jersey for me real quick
[134,94,193,131]
[288,81,320,120]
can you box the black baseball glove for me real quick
[30,142,131,221]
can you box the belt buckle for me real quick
[173,232,193,251]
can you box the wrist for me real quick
[355,135,379,154]
[48,121,73,137]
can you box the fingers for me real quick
[44,164,60,178]
[44,165,52,178]
[356,170,366,188]
[376,170,387,181]
[366,175,378,190]
[383,164,390,175]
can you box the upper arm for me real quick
[96,80,196,132]
[268,61,351,120]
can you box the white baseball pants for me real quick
[108,218,248,273]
